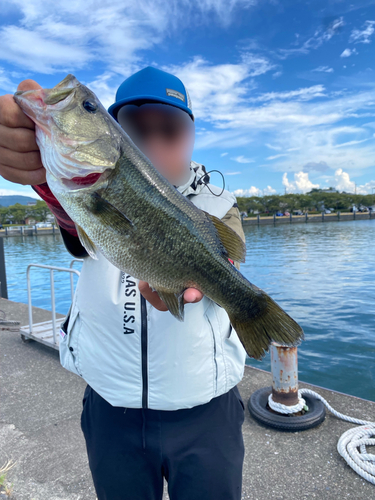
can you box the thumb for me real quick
[17,79,42,92]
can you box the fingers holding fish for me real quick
[0,92,37,130]
[139,281,204,311]
[0,139,45,185]
[0,80,45,186]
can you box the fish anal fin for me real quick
[76,224,98,260]
[203,210,246,263]
[87,192,134,235]
[155,288,185,322]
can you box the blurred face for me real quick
[117,103,195,186]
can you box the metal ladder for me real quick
[19,259,84,350]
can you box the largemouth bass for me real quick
[14,74,304,359]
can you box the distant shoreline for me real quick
[0,226,59,237]
[242,211,374,226]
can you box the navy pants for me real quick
[80,384,245,500]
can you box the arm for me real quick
[220,203,246,271]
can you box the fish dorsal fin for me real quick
[154,287,185,322]
[202,211,246,263]
[76,224,98,260]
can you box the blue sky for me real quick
[1,0,375,199]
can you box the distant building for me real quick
[309,187,338,194]
[25,217,36,225]
[27,201,37,206]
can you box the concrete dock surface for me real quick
[0,297,374,500]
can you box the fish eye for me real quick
[82,99,98,113]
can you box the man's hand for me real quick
[0,79,46,186]
[138,281,203,311]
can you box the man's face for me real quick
[117,103,195,186]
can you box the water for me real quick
[3,234,82,315]
[242,220,375,402]
[2,220,375,402]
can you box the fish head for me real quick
[14,74,124,194]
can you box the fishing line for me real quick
[196,169,226,197]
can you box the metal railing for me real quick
[26,259,84,344]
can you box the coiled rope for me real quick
[268,388,375,484]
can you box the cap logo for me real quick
[166,88,185,102]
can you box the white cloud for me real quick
[277,17,344,59]
[248,85,326,103]
[240,52,276,77]
[190,67,375,180]
[233,185,276,197]
[332,168,355,192]
[266,153,289,160]
[265,143,282,151]
[0,0,260,74]
[0,25,90,74]
[224,171,241,175]
[349,20,375,44]
[231,155,255,163]
[282,171,319,194]
[221,152,228,156]
[0,67,15,92]
[329,168,375,194]
[340,48,358,57]
[312,66,334,73]
[163,54,275,120]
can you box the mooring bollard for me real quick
[247,341,326,431]
[270,342,299,406]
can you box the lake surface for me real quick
[2,219,375,402]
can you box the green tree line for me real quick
[0,200,53,225]
[236,190,375,215]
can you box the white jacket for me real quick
[59,161,247,410]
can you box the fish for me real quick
[14,74,304,360]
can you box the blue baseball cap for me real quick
[108,66,194,121]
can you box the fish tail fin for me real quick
[228,290,304,360]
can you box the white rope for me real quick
[268,388,375,484]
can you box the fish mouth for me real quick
[58,167,113,191]
[14,74,79,123]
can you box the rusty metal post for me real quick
[270,342,299,406]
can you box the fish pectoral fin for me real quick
[76,224,98,260]
[86,192,134,235]
[154,288,185,322]
[202,211,246,263]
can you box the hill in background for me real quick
[0,195,40,207]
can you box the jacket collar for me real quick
[176,161,211,197]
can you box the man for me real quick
[0,66,247,500]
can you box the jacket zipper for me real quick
[140,295,148,408]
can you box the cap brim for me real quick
[108,95,194,120]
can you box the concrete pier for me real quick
[1,298,374,500]
[242,211,374,226]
